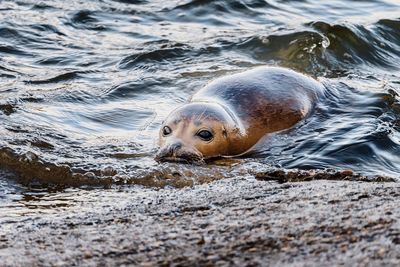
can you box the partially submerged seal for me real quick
[155,66,324,164]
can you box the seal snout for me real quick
[169,142,182,152]
[155,142,204,165]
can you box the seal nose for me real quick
[155,142,204,164]
[169,142,182,155]
[155,142,183,161]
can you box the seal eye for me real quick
[162,126,172,136]
[196,130,213,141]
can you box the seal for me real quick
[155,66,324,164]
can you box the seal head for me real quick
[155,102,244,164]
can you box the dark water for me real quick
[1,0,400,204]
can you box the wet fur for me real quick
[157,66,324,163]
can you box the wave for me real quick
[1,0,399,189]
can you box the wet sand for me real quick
[1,178,399,266]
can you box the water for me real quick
[0,0,399,206]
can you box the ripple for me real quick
[310,21,399,69]
[171,0,273,14]
[0,44,31,56]
[233,31,330,74]
[0,0,400,193]
[110,0,148,4]
[65,10,108,31]
[104,79,167,99]
[25,71,83,84]
[0,27,20,39]
[119,46,190,69]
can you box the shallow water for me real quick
[0,0,399,206]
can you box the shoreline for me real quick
[1,178,399,266]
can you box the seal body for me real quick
[156,66,324,163]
